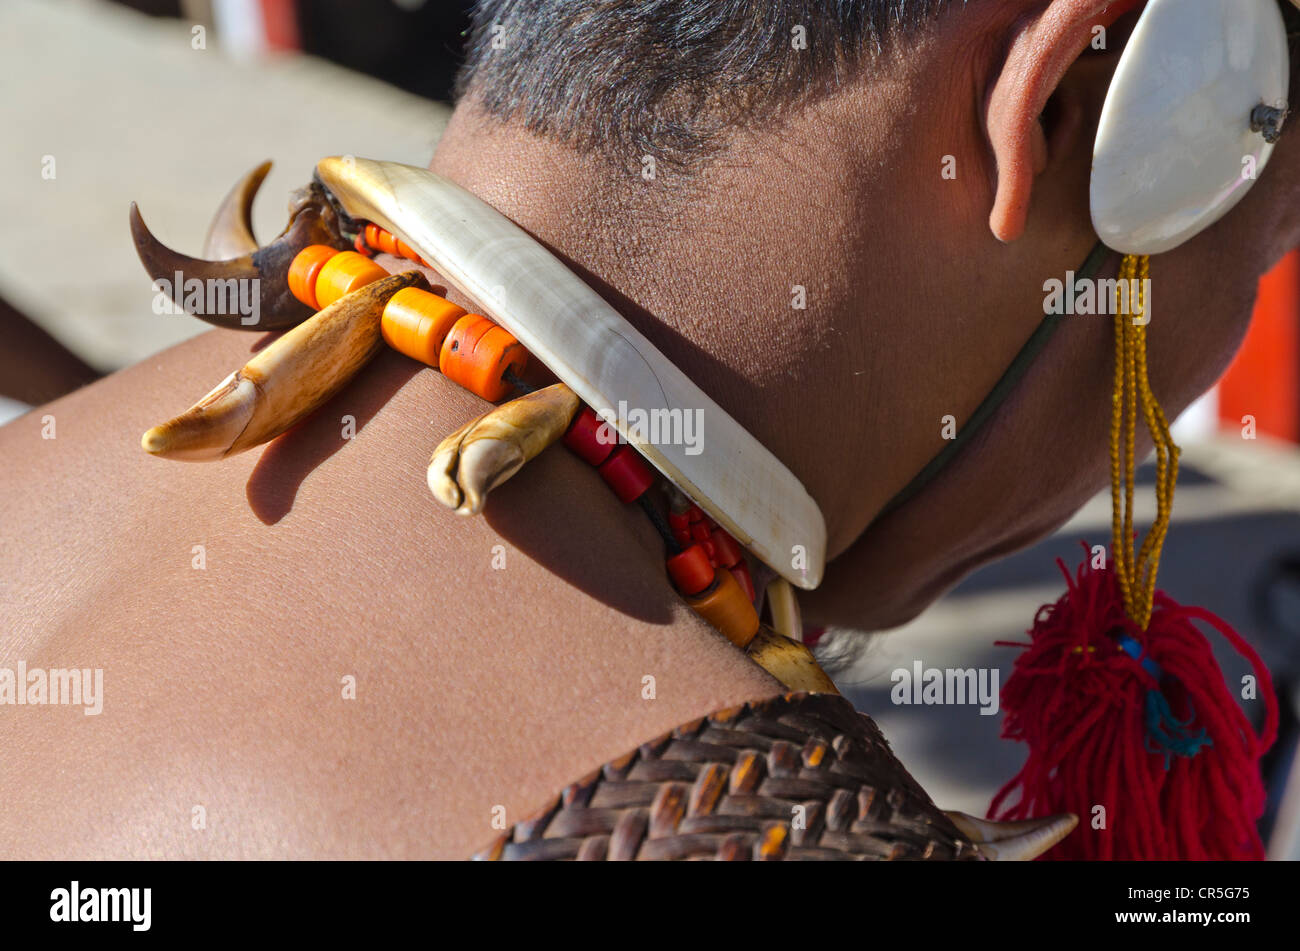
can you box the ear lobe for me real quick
[985,1,1135,242]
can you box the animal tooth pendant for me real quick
[130,162,351,330]
[942,811,1078,861]
[142,271,428,461]
[202,159,271,260]
[744,626,837,694]
[428,383,581,515]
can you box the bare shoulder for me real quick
[0,331,780,858]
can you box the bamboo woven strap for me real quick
[475,691,981,861]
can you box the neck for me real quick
[428,98,933,558]
[416,26,1132,636]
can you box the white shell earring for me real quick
[1090,0,1290,254]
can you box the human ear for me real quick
[984,1,1139,242]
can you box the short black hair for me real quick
[455,1,955,169]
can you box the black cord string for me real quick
[638,493,681,555]
[504,367,537,395]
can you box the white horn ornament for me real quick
[315,157,827,589]
[943,811,1078,861]
[1090,0,1289,255]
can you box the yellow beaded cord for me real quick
[1110,253,1180,630]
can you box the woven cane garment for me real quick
[476,691,982,861]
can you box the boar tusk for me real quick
[314,156,827,590]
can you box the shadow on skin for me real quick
[240,341,671,624]
[242,242,686,618]
[246,348,421,524]
[481,448,675,624]
[249,331,278,354]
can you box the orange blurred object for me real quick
[1218,249,1300,443]
[686,569,760,649]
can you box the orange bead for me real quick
[381,288,467,367]
[288,245,341,310]
[686,568,759,649]
[395,238,420,262]
[376,228,399,257]
[667,544,715,596]
[364,223,384,251]
[314,251,390,309]
[439,314,528,402]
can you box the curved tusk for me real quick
[142,271,428,460]
[428,383,581,515]
[744,626,838,694]
[130,179,350,331]
[943,811,1077,861]
[201,160,271,259]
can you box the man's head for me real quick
[433,1,1300,632]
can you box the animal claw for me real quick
[744,626,839,694]
[142,271,428,460]
[428,383,581,514]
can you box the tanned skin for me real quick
[2,0,1298,856]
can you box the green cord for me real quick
[872,239,1114,522]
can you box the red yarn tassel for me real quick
[989,547,1278,860]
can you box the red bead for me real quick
[667,544,715,596]
[730,562,756,603]
[668,511,691,547]
[686,504,704,523]
[353,233,373,257]
[689,522,717,563]
[710,528,744,569]
[598,445,655,503]
[563,407,618,467]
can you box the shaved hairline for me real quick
[453,1,963,171]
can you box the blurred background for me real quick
[1,0,1297,859]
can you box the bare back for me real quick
[0,328,781,858]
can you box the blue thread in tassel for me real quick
[1115,632,1212,769]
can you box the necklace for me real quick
[135,158,836,694]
